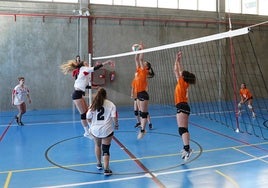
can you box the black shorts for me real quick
[72,90,85,100]
[244,96,253,103]
[106,131,114,138]
[98,132,114,139]
[137,91,149,101]
[176,102,190,115]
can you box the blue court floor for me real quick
[0,106,268,188]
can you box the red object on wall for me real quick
[92,69,106,86]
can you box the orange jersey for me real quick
[131,78,136,91]
[135,67,148,93]
[131,77,138,98]
[174,76,189,105]
[240,88,252,99]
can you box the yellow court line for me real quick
[1,142,267,175]
[215,170,240,188]
[0,153,180,174]
[4,171,12,188]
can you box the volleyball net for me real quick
[92,25,268,140]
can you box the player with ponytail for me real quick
[174,51,196,161]
[133,42,154,139]
[86,87,118,176]
[60,58,114,138]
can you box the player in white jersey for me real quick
[12,77,31,126]
[86,88,118,176]
[60,59,114,138]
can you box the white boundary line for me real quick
[34,174,148,188]
[35,154,268,188]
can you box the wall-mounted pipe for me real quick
[0,12,267,28]
[0,12,88,22]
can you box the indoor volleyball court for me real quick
[1,23,268,187]
[1,105,268,187]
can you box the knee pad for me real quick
[102,144,111,156]
[178,127,188,136]
[81,112,87,120]
[238,103,242,108]
[140,112,148,119]
[248,104,253,110]
[134,110,139,116]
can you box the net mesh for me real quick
[92,26,268,140]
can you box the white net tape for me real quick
[92,27,249,60]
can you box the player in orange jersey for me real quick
[238,83,256,118]
[174,51,196,161]
[131,72,153,129]
[134,43,154,139]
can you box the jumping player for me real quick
[60,59,114,138]
[131,72,153,129]
[173,51,196,161]
[134,42,155,139]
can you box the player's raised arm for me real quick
[174,51,182,81]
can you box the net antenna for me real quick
[227,0,232,31]
[92,22,268,140]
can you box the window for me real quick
[15,0,268,15]
[53,0,77,2]
[226,0,268,15]
[28,0,78,2]
[179,0,197,10]
[259,0,268,15]
[113,0,136,6]
[90,0,112,5]
[225,0,241,13]
[199,0,216,11]
[158,0,178,9]
[136,0,157,8]
[242,0,257,14]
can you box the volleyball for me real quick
[132,44,140,51]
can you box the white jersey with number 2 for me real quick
[86,99,116,138]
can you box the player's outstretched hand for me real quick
[176,51,182,61]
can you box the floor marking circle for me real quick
[45,131,202,175]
